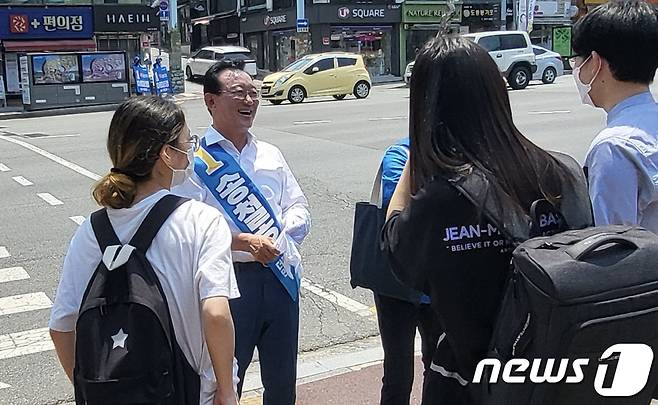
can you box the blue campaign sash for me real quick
[195,138,299,301]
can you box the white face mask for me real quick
[573,55,601,107]
[164,145,194,189]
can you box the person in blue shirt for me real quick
[376,137,440,405]
[571,0,658,233]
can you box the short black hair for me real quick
[202,59,247,94]
[572,0,658,84]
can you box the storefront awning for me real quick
[192,11,236,25]
[2,39,97,52]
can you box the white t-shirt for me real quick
[49,190,240,405]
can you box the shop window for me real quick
[338,57,357,67]
[477,36,501,52]
[500,34,527,50]
[305,58,334,74]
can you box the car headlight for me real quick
[275,75,292,87]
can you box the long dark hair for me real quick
[92,96,186,209]
[409,35,570,210]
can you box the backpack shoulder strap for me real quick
[129,194,190,253]
[448,168,531,245]
[90,208,121,252]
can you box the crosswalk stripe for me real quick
[0,328,54,360]
[0,164,10,172]
[300,278,373,318]
[69,216,86,225]
[0,267,29,284]
[0,292,52,316]
[12,176,33,186]
[0,246,9,259]
[0,382,10,389]
[37,193,64,206]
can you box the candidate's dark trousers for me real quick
[374,294,441,405]
[230,262,299,405]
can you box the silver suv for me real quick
[464,31,537,90]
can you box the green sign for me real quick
[402,2,462,24]
[552,26,572,57]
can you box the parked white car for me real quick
[185,46,257,80]
[404,61,414,86]
[532,45,564,84]
[464,31,537,90]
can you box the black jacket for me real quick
[381,153,593,401]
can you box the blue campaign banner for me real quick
[153,65,171,95]
[0,7,94,40]
[132,65,151,94]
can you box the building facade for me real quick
[1,0,171,97]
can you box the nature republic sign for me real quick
[402,3,462,24]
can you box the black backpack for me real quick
[482,226,658,405]
[453,163,658,404]
[74,194,200,405]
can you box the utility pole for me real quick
[168,0,185,94]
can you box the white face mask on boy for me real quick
[573,55,601,107]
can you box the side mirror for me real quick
[312,66,320,73]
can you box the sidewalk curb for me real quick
[0,104,119,121]
[240,333,421,401]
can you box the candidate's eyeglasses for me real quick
[218,88,261,101]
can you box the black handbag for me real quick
[349,164,423,303]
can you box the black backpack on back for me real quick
[453,163,658,404]
[74,194,200,405]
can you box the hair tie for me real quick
[110,167,130,176]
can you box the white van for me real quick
[185,46,257,79]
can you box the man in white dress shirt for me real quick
[175,60,311,405]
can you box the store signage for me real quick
[94,5,160,32]
[0,7,93,40]
[264,14,287,26]
[338,7,386,19]
[534,0,559,16]
[402,3,462,23]
[462,4,501,23]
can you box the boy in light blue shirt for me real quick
[571,0,658,233]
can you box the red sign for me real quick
[9,15,29,33]
[322,36,330,46]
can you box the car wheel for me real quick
[333,94,347,100]
[508,66,531,90]
[542,67,557,84]
[269,100,284,105]
[354,81,370,99]
[185,66,194,81]
[288,86,306,104]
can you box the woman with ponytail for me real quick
[49,96,240,405]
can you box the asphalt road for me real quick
[0,75,637,404]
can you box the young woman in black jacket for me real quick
[381,35,592,405]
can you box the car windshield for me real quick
[220,51,254,60]
[283,57,313,72]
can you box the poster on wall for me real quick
[82,53,126,83]
[5,54,20,93]
[0,76,6,105]
[32,54,79,85]
[20,56,30,105]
